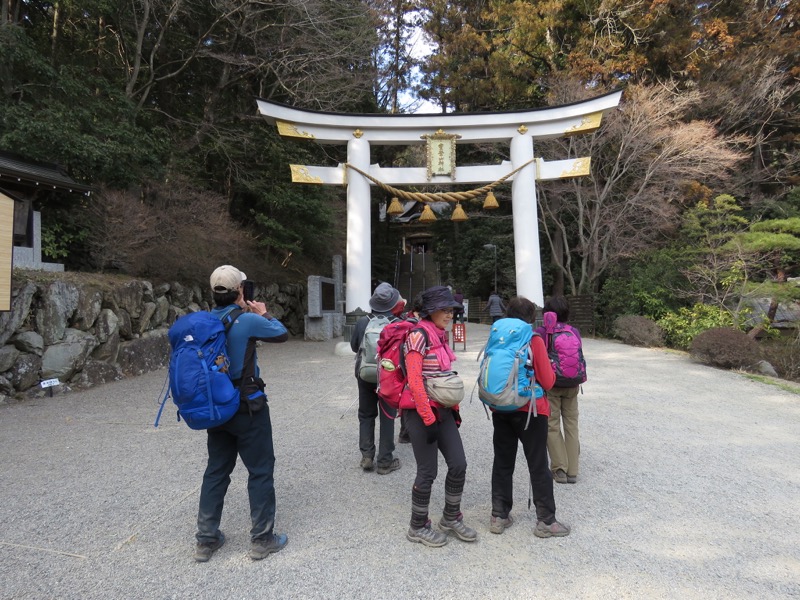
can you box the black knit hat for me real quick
[419,286,463,318]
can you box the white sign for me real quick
[40,378,60,388]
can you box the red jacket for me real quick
[522,334,555,417]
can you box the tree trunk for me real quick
[389,2,402,114]
[50,1,61,67]
[551,229,565,296]
[748,296,779,339]
[1,0,11,98]
[126,0,151,98]
[747,267,786,339]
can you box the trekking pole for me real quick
[340,396,358,419]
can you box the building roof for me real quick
[0,151,94,194]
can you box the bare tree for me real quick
[85,180,262,282]
[100,0,377,142]
[85,188,160,273]
[697,52,800,198]
[681,243,775,328]
[537,80,748,295]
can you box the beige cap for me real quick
[210,265,247,292]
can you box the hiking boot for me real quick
[567,474,577,484]
[194,531,225,563]
[534,520,571,539]
[552,469,568,484]
[249,533,288,560]
[376,458,401,475]
[438,515,477,542]
[360,456,374,471]
[407,520,448,547]
[490,515,513,534]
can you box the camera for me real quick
[242,280,255,302]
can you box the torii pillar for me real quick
[257,91,622,311]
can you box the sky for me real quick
[402,23,439,115]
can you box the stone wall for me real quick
[0,273,306,402]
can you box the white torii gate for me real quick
[257,91,622,312]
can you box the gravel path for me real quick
[1,323,798,599]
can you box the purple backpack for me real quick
[537,312,587,388]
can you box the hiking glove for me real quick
[425,421,439,444]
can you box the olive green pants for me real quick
[547,386,580,477]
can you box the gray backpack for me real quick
[358,315,391,383]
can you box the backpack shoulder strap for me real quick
[359,314,381,350]
[410,325,431,349]
[397,322,428,374]
[529,331,540,359]
[221,307,244,334]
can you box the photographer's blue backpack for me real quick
[154,308,243,430]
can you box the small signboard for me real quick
[41,378,60,397]
[452,323,466,351]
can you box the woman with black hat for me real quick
[400,285,476,547]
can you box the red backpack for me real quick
[376,318,428,412]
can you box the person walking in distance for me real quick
[194,265,289,562]
[452,289,465,323]
[486,290,506,323]
[349,283,406,474]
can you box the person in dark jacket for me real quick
[489,297,570,539]
[349,282,406,474]
[195,265,289,563]
[486,291,506,323]
[452,290,465,323]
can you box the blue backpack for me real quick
[477,318,543,427]
[154,308,243,430]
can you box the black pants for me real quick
[491,411,556,524]
[405,408,467,527]
[197,407,277,543]
[356,376,396,466]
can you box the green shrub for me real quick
[612,315,664,347]
[595,248,690,335]
[690,327,761,370]
[658,303,734,349]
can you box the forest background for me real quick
[1,0,799,376]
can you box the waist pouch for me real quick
[423,371,464,408]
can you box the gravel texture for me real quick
[1,323,798,600]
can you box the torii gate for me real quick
[257,90,622,312]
